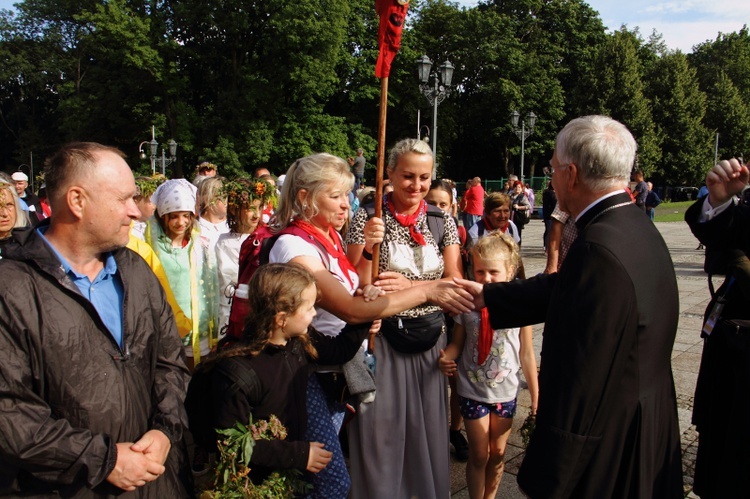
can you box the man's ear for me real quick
[67,186,86,220]
[567,163,579,190]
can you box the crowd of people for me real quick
[0,115,744,499]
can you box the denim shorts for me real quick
[458,395,517,419]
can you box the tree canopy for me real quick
[1,0,747,188]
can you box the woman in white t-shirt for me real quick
[268,153,473,498]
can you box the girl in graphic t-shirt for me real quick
[439,232,538,499]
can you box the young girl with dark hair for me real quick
[211,263,372,495]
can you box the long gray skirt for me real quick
[348,332,450,499]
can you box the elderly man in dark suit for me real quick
[457,115,682,498]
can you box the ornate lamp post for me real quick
[510,110,537,184]
[139,126,177,176]
[417,55,454,178]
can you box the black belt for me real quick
[721,319,750,335]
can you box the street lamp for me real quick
[139,126,177,176]
[510,110,536,184]
[417,125,430,143]
[17,164,32,191]
[418,55,454,178]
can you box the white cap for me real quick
[11,172,28,182]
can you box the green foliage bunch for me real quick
[134,174,166,200]
[200,415,311,499]
[520,412,536,448]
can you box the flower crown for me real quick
[221,176,277,210]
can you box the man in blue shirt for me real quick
[0,143,191,497]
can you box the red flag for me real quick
[375,0,409,78]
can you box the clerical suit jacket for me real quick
[484,192,683,498]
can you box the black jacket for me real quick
[212,323,370,481]
[485,193,683,498]
[686,198,750,497]
[0,225,192,497]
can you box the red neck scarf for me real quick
[386,194,427,246]
[289,219,357,289]
[482,216,508,234]
[477,308,494,366]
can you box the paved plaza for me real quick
[450,217,710,498]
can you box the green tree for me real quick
[644,51,712,185]
[582,27,661,176]
[689,26,750,160]
[703,72,750,161]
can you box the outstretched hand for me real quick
[452,277,486,309]
[427,280,475,315]
[707,158,749,206]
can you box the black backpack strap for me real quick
[364,203,375,219]
[215,356,261,402]
[258,233,281,267]
[425,204,446,247]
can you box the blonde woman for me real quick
[345,139,464,498]
[269,152,473,498]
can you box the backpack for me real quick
[363,202,446,247]
[224,225,329,342]
[185,355,257,453]
[224,225,276,342]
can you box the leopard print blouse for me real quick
[345,205,460,318]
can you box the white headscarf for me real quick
[152,179,197,217]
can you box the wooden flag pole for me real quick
[372,76,388,281]
[367,76,389,355]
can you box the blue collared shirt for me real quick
[37,228,125,347]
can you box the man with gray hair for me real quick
[457,116,682,498]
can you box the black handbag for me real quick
[380,311,444,354]
[514,208,530,226]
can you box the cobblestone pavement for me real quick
[450,218,709,498]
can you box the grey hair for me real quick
[555,115,636,192]
[0,180,28,230]
[386,138,434,174]
[273,153,354,230]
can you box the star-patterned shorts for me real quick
[458,395,517,420]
